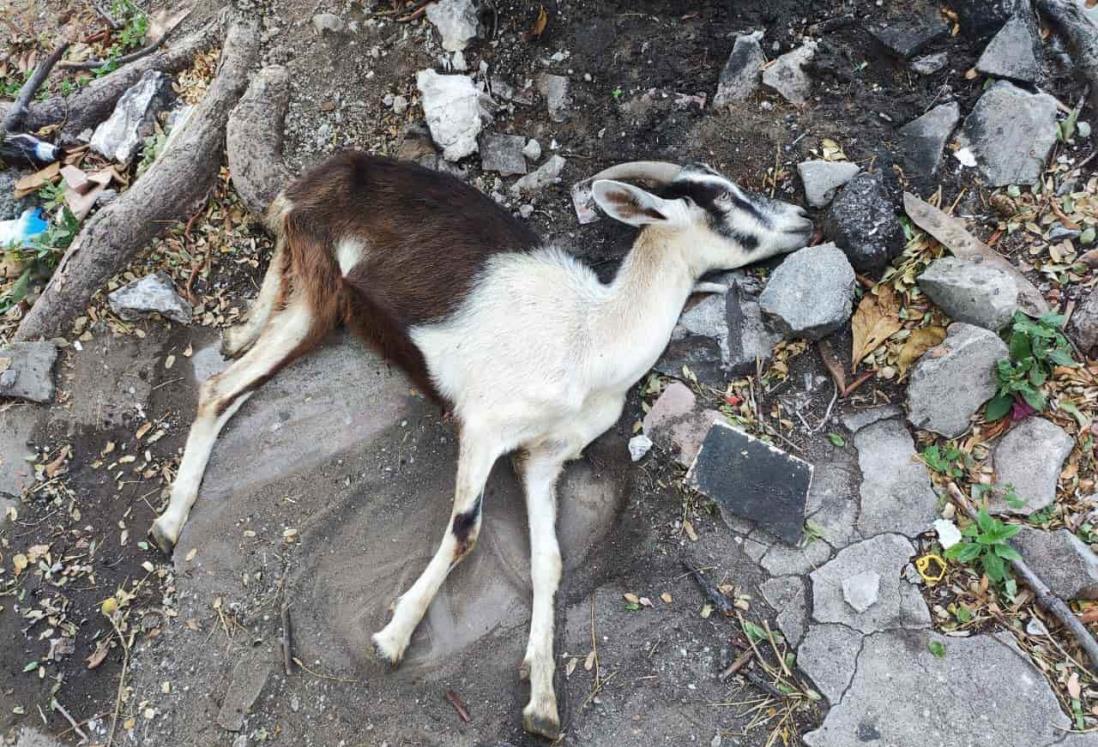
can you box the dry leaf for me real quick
[584,650,596,671]
[623,592,639,604]
[852,285,902,366]
[660,592,672,604]
[86,640,110,670]
[14,162,61,198]
[1067,672,1081,699]
[683,519,698,541]
[527,5,549,39]
[820,138,846,161]
[566,657,578,676]
[897,326,947,375]
[12,553,28,576]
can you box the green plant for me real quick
[36,182,66,213]
[972,482,1025,511]
[921,442,968,478]
[136,128,167,178]
[944,508,1021,592]
[0,209,80,314]
[986,312,1077,420]
[111,0,149,52]
[827,432,845,447]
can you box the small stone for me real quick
[934,519,962,549]
[804,450,862,550]
[899,102,961,182]
[628,434,653,462]
[391,95,408,115]
[713,31,765,106]
[796,624,863,703]
[416,69,486,162]
[1078,121,1092,139]
[1026,617,1049,636]
[910,51,948,75]
[758,243,855,340]
[869,14,949,59]
[0,341,58,403]
[841,404,903,433]
[522,138,542,162]
[1067,286,1098,356]
[478,132,527,176]
[510,154,565,194]
[797,160,860,208]
[108,272,192,324]
[854,419,938,538]
[991,418,1073,514]
[687,420,813,545]
[425,0,478,52]
[761,42,817,105]
[89,70,173,163]
[842,570,881,613]
[975,13,1040,83]
[823,172,904,273]
[311,13,343,34]
[537,74,570,123]
[958,81,1059,187]
[518,204,534,219]
[906,323,1008,438]
[917,257,1019,331]
[1013,527,1098,599]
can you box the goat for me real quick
[150,153,812,739]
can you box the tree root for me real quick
[226,65,293,217]
[1038,0,1098,143]
[2,41,71,133]
[14,17,260,342]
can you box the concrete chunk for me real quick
[758,244,855,340]
[1013,527,1098,600]
[918,257,1020,331]
[714,31,765,106]
[0,341,58,403]
[797,160,860,208]
[976,13,1040,84]
[991,417,1073,514]
[108,272,192,324]
[959,81,1058,186]
[761,42,817,105]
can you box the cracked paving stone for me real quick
[803,630,1070,746]
[795,624,863,704]
[759,534,832,576]
[760,576,807,647]
[853,418,938,538]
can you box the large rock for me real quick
[758,243,855,340]
[976,13,1041,83]
[869,14,949,59]
[804,630,1070,746]
[1013,527,1098,600]
[761,42,817,105]
[713,31,765,106]
[853,418,938,538]
[917,257,1020,331]
[809,534,930,633]
[425,0,478,52]
[416,70,486,161]
[0,341,58,403]
[991,417,1073,514]
[1067,286,1098,356]
[90,69,173,163]
[108,272,192,324]
[796,624,862,703]
[899,102,961,182]
[959,81,1059,186]
[906,323,1008,438]
[797,160,860,208]
[823,173,904,272]
[949,0,1026,38]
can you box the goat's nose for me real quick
[795,205,809,219]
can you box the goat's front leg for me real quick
[517,447,567,740]
[372,430,500,664]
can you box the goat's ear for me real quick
[591,179,673,226]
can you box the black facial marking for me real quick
[658,179,770,249]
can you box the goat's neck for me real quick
[590,226,703,388]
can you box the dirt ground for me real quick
[2,0,1095,744]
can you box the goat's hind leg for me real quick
[150,297,320,553]
[221,241,286,358]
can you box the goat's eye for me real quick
[715,191,733,208]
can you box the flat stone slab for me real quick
[796,623,863,703]
[869,13,949,59]
[758,243,855,341]
[1014,526,1098,600]
[687,420,812,545]
[899,102,960,183]
[809,533,929,633]
[804,630,1070,746]
[906,322,1008,438]
[0,341,58,403]
[853,418,938,538]
[918,256,1020,331]
[804,447,861,550]
[976,13,1040,84]
[478,131,526,176]
[0,406,38,496]
[959,80,1059,187]
[991,417,1073,514]
[641,381,722,467]
[760,534,832,576]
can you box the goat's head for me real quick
[588,161,813,274]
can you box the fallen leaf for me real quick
[584,650,596,671]
[86,640,110,670]
[852,285,902,366]
[660,592,672,604]
[623,592,639,604]
[897,326,947,375]
[12,553,28,576]
[683,519,698,541]
[527,5,549,40]
[14,162,61,197]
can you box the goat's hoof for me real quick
[370,630,406,667]
[148,520,177,556]
[523,700,561,741]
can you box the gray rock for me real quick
[641,381,722,467]
[522,138,542,162]
[959,81,1059,186]
[108,272,192,324]
[627,434,652,462]
[760,576,807,646]
[0,341,58,403]
[425,0,478,52]
[810,534,930,633]
[917,257,1020,331]
[841,404,903,433]
[976,13,1040,83]
[870,14,949,59]
[1068,286,1098,356]
[906,323,1008,438]
[797,160,860,208]
[950,0,1026,38]
[842,570,881,613]
[761,42,817,105]
[899,102,961,182]
[803,630,1070,746]
[478,132,526,176]
[991,417,1074,514]
[796,624,862,703]
[823,172,904,273]
[215,651,272,731]
[537,74,570,123]
[760,535,832,576]
[725,281,784,375]
[910,51,948,75]
[687,420,813,545]
[89,70,173,163]
[14,728,67,747]
[510,154,565,194]
[312,13,343,34]
[1013,526,1098,599]
[758,243,855,340]
[416,70,486,162]
[714,31,765,106]
[854,419,939,538]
